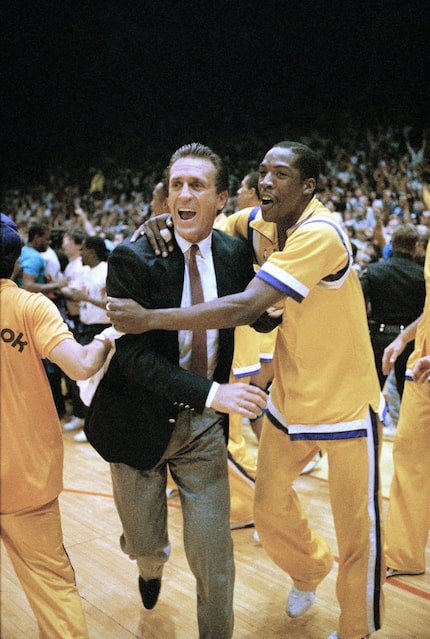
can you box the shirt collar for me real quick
[174,231,213,259]
[286,195,328,238]
[392,251,413,261]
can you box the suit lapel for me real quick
[211,232,231,298]
[155,245,185,309]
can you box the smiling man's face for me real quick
[168,157,228,244]
[258,146,315,229]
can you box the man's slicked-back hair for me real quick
[167,142,229,194]
[273,141,320,186]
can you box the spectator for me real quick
[18,222,68,294]
[18,222,69,417]
[236,170,260,211]
[67,235,111,441]
[360,224,425,397]
[149,180,169,217]
[61,229,89,431]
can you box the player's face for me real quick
[258,147,315,228]
[168,157,228,244]
[237,177,253,210]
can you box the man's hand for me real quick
[382,335,407,375]
[411,355,430,383]
[74,206,87,219]
[211,383,267,418]
[52,274,69,289]
[130,213,174,257]
[68,288,86,302]
[106,297,151,333]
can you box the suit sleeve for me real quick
[359,269,371,300]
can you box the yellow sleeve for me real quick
[222,208,255,240]
[422,186,430,210]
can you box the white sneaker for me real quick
[73,429,88,442]
[301,451,322,475]
[386,566,424,578]
[166,488,179,498]
[383,424,397,440]
[253,530,260,543]
[64,416,85,431]
[327,633,368,639]
[285,585,315,617]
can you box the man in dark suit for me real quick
[85,143,267,639]
[360,223,425,396]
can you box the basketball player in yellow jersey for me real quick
[382,239,430,580]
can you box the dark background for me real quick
[2,0,430,187]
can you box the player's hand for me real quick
[211,383,267,418]
[68,288,86,302]
[106,297,151,333]
[382,335,407,375]
[411,355,430,383]
[54,275,69,289]
[130,214,174,258]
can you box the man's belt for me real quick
[368,321,405,335]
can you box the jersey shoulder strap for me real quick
[247,206,260,260]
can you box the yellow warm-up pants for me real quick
[227,362,258,529]
[1,498,88,639]
[385,379,430,573]
[228,416,257,529]
[254,411,385,639]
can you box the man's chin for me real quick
[175,223,206,244]
[176,229,201,244]
[261,209,275,223]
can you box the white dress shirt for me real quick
[175,231,220,406]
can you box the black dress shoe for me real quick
[138,576,161,609]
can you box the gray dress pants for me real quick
[110,408,235,639]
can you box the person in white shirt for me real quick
[60,230,89,432]
[66,235,111,441]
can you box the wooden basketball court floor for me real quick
[2,425,429,638]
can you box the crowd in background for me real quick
[3,124,430,273]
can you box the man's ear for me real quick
[303,178,316,196]
[217,190,229,211]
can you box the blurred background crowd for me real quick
[3,124,429,272]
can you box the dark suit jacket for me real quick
[360,252,425,326]
[85,229,256,470]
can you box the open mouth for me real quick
[260,196,274,207]
[179,209,197,220]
